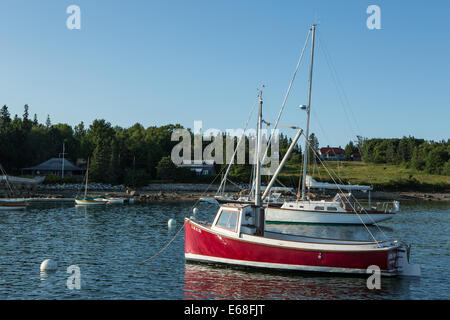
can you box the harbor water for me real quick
[0,200,448,299]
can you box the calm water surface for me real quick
[0,200,448,299]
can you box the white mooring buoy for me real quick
[40,259,57,272]
[168,218,176,227]
[193,207,199,215]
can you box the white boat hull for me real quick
[0,199,29,210]
[107,198,125,204]
[265,207,394,225]
[0,205,28,210]
[74,199,107,206]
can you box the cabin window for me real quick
[314,206,325,211]
[216,210,239,232]
[327,207,338,211]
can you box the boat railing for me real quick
[364,201,400,213]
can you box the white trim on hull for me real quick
[106,198,125,204]
[0,206,28,211]
[265,207,394,225]
[185,253,397,276]
[0,199,29,210]
[74,200,106,206]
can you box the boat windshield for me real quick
[215,210,239,232]
[332,193,358,210]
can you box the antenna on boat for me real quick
[254,90,263,208]
[254,90,266,236]
[300,24,316,200]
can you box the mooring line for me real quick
[139,220,187,265]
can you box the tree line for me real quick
[0,105,303,186]
[350,136,450,176]
[1,104,448,188]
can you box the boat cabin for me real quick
[332,193,362,211]
[211,203,265,237]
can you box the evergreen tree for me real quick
[0,105,11,130]
[22,104,32,132]
[307,133,319,165]
[33,114,39,126]
[45,115,51,128]
[23,104,29,121]
[344,141,358,160]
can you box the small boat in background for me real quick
[74,159,106,206]
[106,197,135,204]
[266,190,398,225]
[75,196,107,206]
[0,164,29,210]
[106,197,125,204]
[1,175,45,185]
[0,199,29,210]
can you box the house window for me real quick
[314,206,325,211]
[327,207,338,211]
[216,210,239,232]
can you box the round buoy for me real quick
[168,218,176,227]
[193,207,199,215]
[40,259,57,272]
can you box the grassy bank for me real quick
[278,161,450,192]
[32,161,450,193]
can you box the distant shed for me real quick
[22,158,84,176]
[177,161,216,175]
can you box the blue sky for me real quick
[0,0,448,147]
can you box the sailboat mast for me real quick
[62,143,65,179]
[254,91,263,207]
[254,91,265,237]
[84,158,89,198]
[301,24,316,200]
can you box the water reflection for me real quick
[183,263,415,300]
[0,200,444,299]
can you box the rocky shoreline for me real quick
[22,183,450,202]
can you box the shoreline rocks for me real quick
[5,182,447,202]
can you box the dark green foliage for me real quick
[156,156,196,181]
[124,168,150,187]
[0,104,187,186]
[358,136,449,175]
[0,103,447,191]
[344,141,358,160]
[307,133,319,165]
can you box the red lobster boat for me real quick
[185,203,419,276]
[185,24,420,277]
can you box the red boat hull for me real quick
[185,219,398,275]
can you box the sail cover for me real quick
[306,175,372,191]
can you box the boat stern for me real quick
[395,244,421,277]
